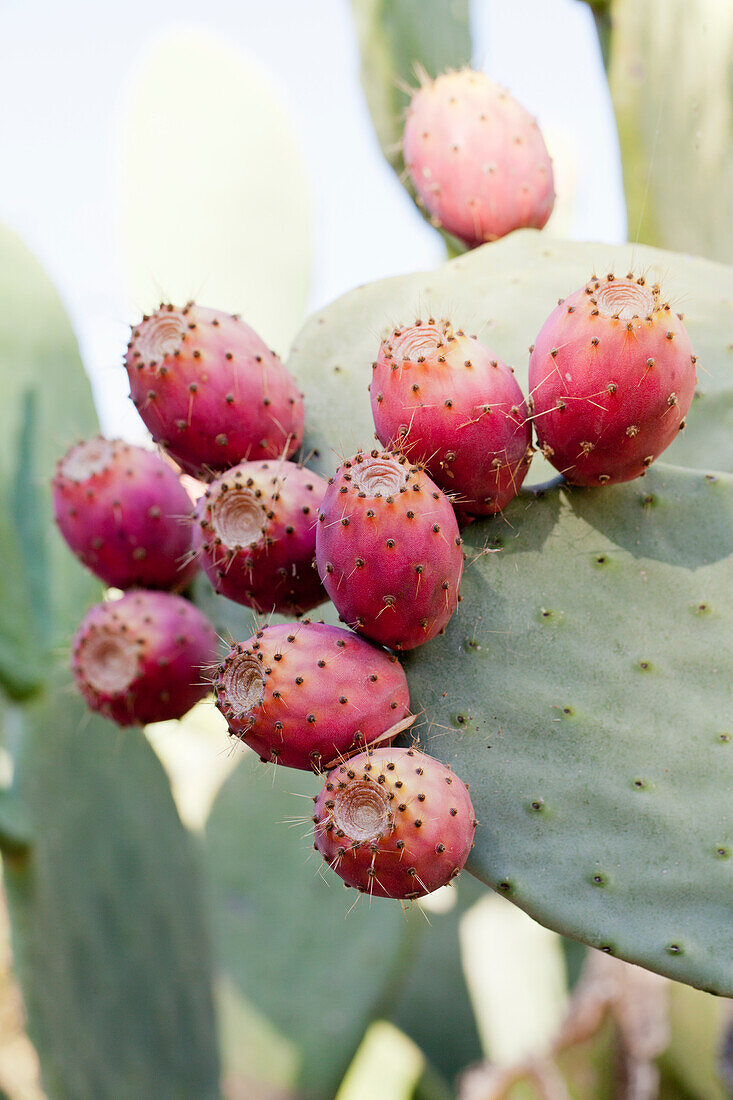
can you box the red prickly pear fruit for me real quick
[403,69,554,247]
[315,450,463,650]
[124,303,305,478]
[528,275,697,486]
[71,590,218,726]
[194,459,327,615]
[313,746,476,899]
[52,436,198,590]
[214,622,410,771]
[371,320,533,515]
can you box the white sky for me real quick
[0,0,625,436]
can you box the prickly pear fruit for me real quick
[71,591,218,726]
[370,320,533,515]
[315,450,463,650]
[194,460,327,615]
[313,746,476,899]
[214,622,410,771]
[125,303,304,478]
[403,69,554,247]
[528,275,697,485]
[52,436,198,590]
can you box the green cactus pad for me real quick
[0,224,100,663]
[288,230,733,480]
[121,28,312,357]
[608,0,733,265]
[403,465,733,993]
[350,0,471,253]
[388,876,485,1084]
[350,0,471,176]
[205,751,412,1098]
[0,486,44,699]
[3,691,220,1099]
[288,234,733,993]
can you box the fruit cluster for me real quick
[52,68,696,903]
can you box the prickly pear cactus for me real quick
[287,231,733,993]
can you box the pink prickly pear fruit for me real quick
[528,274,697,486]
[315,450,463,650]
[124,303,304,478]
[194,459,327,615]
[52,436,198,590]
[403,69,554,247]
[371,319,533,515]
[71,590,218,726]
[313,746,476,899]
[214,622,410,771]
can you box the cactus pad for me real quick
[204,751,412,1097]
[404,465,733,993]
[3,692,220,1099]
[288,233,733,993]
[0,224,99,679]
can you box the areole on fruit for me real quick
[133,309,186,365]
[332,781,392,843]
[595,279,656,320]
[350,453,409,496]
[59,437,115,482]
[219,652,266,716]
[209,487,266,549]
[76,624,139,695]
[387,322,449,361]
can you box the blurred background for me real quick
[0,1,731,1097]
[0,0,627,441]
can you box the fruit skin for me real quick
[52,436,198,590]
[125,302,304,478]
[313,746,476,899]
[71,591,218,727]
[194,460,327,615]
[403,69,554,247]
[371,319,533,515]
[214,622,410,771]
[315,450,463,651]
[528,274,697,486]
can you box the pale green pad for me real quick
[405,466,733,994]
[205,752,411,1098]
[287,232,733,993]
[4,693,220,1099]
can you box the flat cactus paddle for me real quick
[287,232,733,992]
[404,465,733,994]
